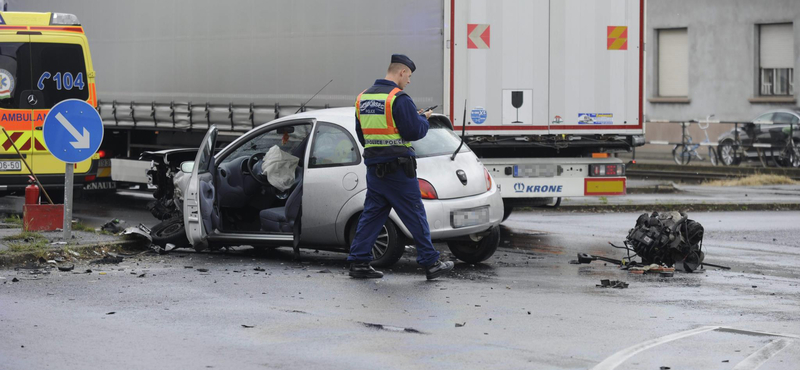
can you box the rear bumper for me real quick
[394,185,504,240]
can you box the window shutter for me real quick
[658,29,689,97]
[760,23,793,69]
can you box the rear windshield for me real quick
[0,42,88,109]
[411,127,470,158]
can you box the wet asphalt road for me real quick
[1,193,800,369]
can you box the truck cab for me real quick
[0,11,99,199]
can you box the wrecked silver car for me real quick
[147,108,503,267]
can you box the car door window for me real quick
[309,122,359,167]
[772,113,795,125]
[221,123,311,164]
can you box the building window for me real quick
[759,23,794,96]
[657,28,689,97]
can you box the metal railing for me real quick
[643,119,797,167]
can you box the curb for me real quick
[0,239,147,267]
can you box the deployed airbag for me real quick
[262,146,299,191]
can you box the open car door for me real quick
[184,125,218,250]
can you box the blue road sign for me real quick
[43,99,103,163]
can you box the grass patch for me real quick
[703,174,798,187]
[72,222,96,232]
[7,239,49,254]
[2,214,22,226]
[3,231,46,241]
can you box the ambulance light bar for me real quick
[50,13,80,26]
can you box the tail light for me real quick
[484,168,492,191]
[97,150,106,158]
[84,175,96,182]
[419,179,438,199]
[590,164,625,177]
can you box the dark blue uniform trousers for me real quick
[347,165,440,267]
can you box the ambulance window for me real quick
[30,43,89,108]
[0,42,33,109]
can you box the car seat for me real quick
[259,166,303,232]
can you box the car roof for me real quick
[270,107,355,126]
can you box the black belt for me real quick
[371,157,417,178]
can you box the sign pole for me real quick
[63,163,74,240]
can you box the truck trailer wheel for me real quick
[447,226,500,264]
[150,216,190,248]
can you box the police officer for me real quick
[348,54,455,280]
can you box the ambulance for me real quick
[0,11,99,200]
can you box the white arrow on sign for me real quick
[55,112,90,149]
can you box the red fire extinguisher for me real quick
[25,175,39,205]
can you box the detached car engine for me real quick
[625,211,705,272]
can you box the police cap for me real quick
[391,54,416,73]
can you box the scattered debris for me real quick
[85,269,93,273]
[57,265,75,272]
[455,322,466,327]
[596,279,628,289]
[12,277,19,282]
[254,267,265,272]
[197,268,209,273]
[106,312,116,315]
[137,273,146,278]
[361,322,425,334]
[121,224,153,242]
[318,269,332,273]
[101,219,126,233]
[151,242,176,255]
[91,255,124,264]
[50,241,67,245]
[241,324,255,328]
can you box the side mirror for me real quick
[180,161,195,173]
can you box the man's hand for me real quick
[418,109,433,119]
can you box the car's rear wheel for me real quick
[348,217,405,268]
[447,226,500,264]
[150,215,190,248]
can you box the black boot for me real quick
[425,260,454,280]
[349,262,384,279]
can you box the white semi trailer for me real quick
[15,0,645,218]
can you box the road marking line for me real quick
[732,339,792,370]
[591,326,718,370]
[592,326,799,370]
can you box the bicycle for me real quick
[672,114,719,166]
[771,123,800,168]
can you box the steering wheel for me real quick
[247,153,270,185]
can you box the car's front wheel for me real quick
[718,140,741,166]
[348,218,405,268]
[447,226,500,264]
[150,215,191,248]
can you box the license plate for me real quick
[514,164,556,178]
[451,206,490,229]
[83,181,117,190]
[0,160,21,171]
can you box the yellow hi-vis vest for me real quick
[356,86,413,149]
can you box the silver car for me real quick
[181,107,503,267]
